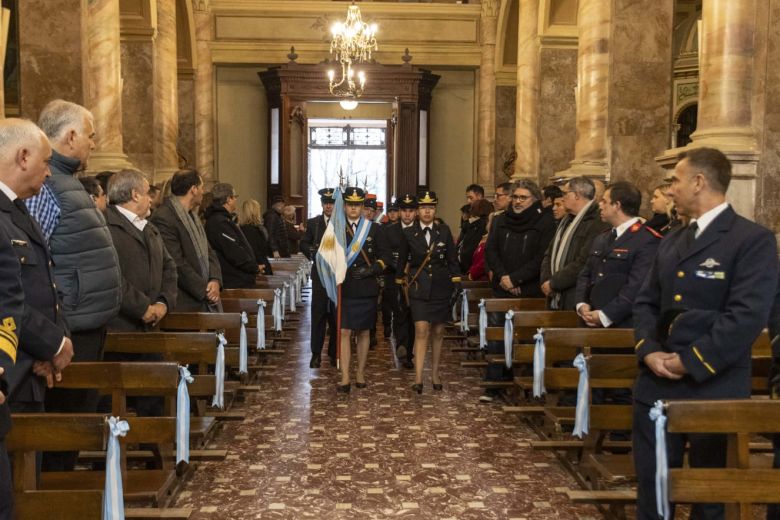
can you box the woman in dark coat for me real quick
[397,191,461,394]
[646,183,680,235]
[458,198,492,274]
[238,199,272,275]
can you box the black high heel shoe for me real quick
[411,383,423,394]
[432,382,443,391]
[355,381,367,389]
[337,383,351,393]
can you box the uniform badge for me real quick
[352,243,359,253]
[695,270,726,280]
[699,258,721,269]
[437,242,445,247]
[11,239,27,247]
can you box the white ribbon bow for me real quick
[176,365,194,465]
[650,401,670,520]
[572,354,590,438]
[104,416,130,520]
[238,312,248,375]
[504,309,515,369]
[211,332,227,409]
[460,289,470,333]
[256,299,267,350]
[272,288,283,332]
[532,328,546,398]
[478,299,487,350]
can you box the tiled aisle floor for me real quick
[175,298,601,519]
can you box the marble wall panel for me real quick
[121,40,154,175]
[18,0,84,118]
[608,0,673,212]
[538,46,577,186]
[755,0,780,231]
[177,77,196,171]
[494,86,516,183]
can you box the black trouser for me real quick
[485,311,512,382]
[394,298,415,363]
[0,439,12,520]
[381,282,395,335]
[310,281,336,359]
[43,327,105,472]
[633,400,726,520]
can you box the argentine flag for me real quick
[316,187,347,303]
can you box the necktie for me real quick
[680,222,698,251]
[424,226,431,246]
[608,228,617,246]
[13,199,28,215]
[350,222,357,234]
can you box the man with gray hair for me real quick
[25,100,121,471]
[205,182,261,288]
[541,176,609,310]
[105,170,177,332]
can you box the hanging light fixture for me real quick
[339,100,359,111]
[327,2,377,101]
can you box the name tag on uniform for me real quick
[695,270,725,280]
[11,239,28,247]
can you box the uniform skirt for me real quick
[340,297,377,331]
[410,297,451,324]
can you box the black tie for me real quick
[680,222,699,251]
[424,227,431,245]
[608,228,617,246]
[14,199,28,215]
[351,222,357,233]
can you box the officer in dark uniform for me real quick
[389,195,419,369]
[0,224,24,520]
[0,120,73,416]
[397,191,461,394]
[338,187,392,393]
[379,200,398,341]
[361,194,379,348]
[575,181,661,329]
[300,188,337,368]
[632,148,778,520]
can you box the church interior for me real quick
[1,0,780,519]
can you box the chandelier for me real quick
[327,2,377,100]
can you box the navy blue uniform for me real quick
[0,192,67,408]
[0,223,24,520]
[632,206,778,520]
[575,221,661,328]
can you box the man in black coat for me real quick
[105,170,178,332]
[205,183,261,288]
[386,195,418,368]
[300,188,337,368]
[541,176,609,310]
[0,221,24,520]
[264,195,289,258]
[632,148,778,520]
[575,181,660,329]
[150,169,222,312]
[0,120,74,415]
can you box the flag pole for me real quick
[336,284,342,370]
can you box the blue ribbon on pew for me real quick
[176,365,194,465]
[272,289,283,332]
[478,299,487,350]
[256,299,267,350]
[103,416,129,520]
[504,310,515,369]
[650,401,670,520]
[212,332,227,409]
[460,289,470,333]
[239,312,248,375]
[572,353,590,439]
[533,328,546,398]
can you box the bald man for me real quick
[0,119,73,415]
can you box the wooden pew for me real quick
[9,414,190,514]
[105,332,244,426]
[667,399,780,519]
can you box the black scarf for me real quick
[501,201,544,233]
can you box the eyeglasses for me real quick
[511,194,533,202]
[494,192,508,198]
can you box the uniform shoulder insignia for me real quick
[645,225,662,239]
[629,222,642,233]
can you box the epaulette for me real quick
[645,225,662,239]
[629,221,643,233]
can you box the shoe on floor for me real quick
[402,360,414,369]
[396,345,407,359]
[309,353,321,368]
[479,395,494,403]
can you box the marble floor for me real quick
[175,300,602,519]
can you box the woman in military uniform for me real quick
[397,191,461,394]
[338,187,391,393]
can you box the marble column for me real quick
[154,0,180,182]
[691,0,758,151]
[477,0,499,188]
[560,0,610,179]
[194,1,215,182]
[85,0,133,172]
[513,0,540,180]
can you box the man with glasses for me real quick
[481,179,556,401]
[204,183,261,288]
[541,177,608,310]
[491,182,512,213]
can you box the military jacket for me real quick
[398,222,461,301]
[341,221,392,299]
